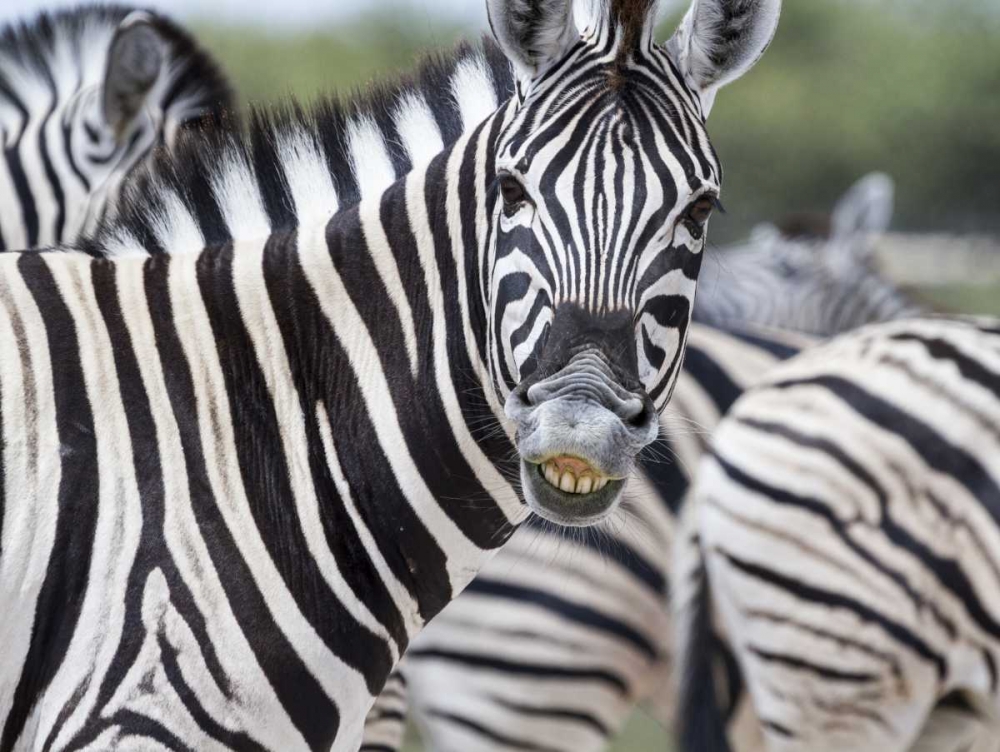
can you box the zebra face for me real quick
[485,0,781,525]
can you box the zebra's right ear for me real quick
[666,0,782,117]
[487,0,578,90]
[103,12,165,139]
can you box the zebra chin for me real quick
[518,459,628,527]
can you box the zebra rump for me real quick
[680,316,1000,752]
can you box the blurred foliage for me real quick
[916,283,1000,316]
[196,0,1000,243]
[677,0,1000,241]
[195,15,466,104]
[400,709,669,752]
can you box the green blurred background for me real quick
[192,2,998,748]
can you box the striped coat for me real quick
[0,0,781,749]
[0,5,232,251]
[679,316,1000,752]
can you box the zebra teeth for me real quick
[538,458,611,495]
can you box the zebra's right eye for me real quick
[498,174,529,210]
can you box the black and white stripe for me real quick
[0,5,232,251]
[0,0,778,748]
[380,322,807,752]
[679,316,1000,752]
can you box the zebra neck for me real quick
[189,124,523,637]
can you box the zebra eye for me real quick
[680,196,717,240]
[498,174,529,210]
[685,197,716,227]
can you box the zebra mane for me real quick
[609,0,659,53]
[93,36,516,255]
[0,5,233,131]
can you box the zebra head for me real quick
[696,172,922,336]
[488,0,780,525]
[0,7,232,248]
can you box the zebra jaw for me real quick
[538,456,612,496]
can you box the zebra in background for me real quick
[678,316,1000,752]
[695,172,921,336]
[0,5,232,251]
[359,173,923,752]
[0,0,780,748]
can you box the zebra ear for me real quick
[487,0,578,88]
[103,12,165,139]
[666,0,781,117]
[831,172,895,243]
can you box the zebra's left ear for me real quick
[103,12,165,139]
[487,0,578,89]
[666,0,782,117]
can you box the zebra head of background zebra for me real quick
[695,172,923,336]
[487,0,781,526]
[0,7,232,249]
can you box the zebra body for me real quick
[0,0,780,748]
[367,173,916,752]
[0,5,232,251]
[679,316,1000,752]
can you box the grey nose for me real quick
[506,352,658,445]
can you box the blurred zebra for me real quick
[0,0,780,748]
[0,5,232,250]
[679,316,1000,752]
[360,173,924,751]
[695,173,921,336]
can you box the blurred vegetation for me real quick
[400,709,668,752]
[196,0,1000,244]
[917,283,1000,316]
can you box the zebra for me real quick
[0,0,781,748]
[677,316,1000,752]
[359,174,922,752]
[0,5,232,251]
[695,172,922,336]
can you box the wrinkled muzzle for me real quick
[504,308,658,526]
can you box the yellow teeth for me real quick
[539,459,610,495]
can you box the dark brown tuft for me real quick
[775,212,833,241]
[609,0,657,88]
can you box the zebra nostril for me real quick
[627,400,655,432]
